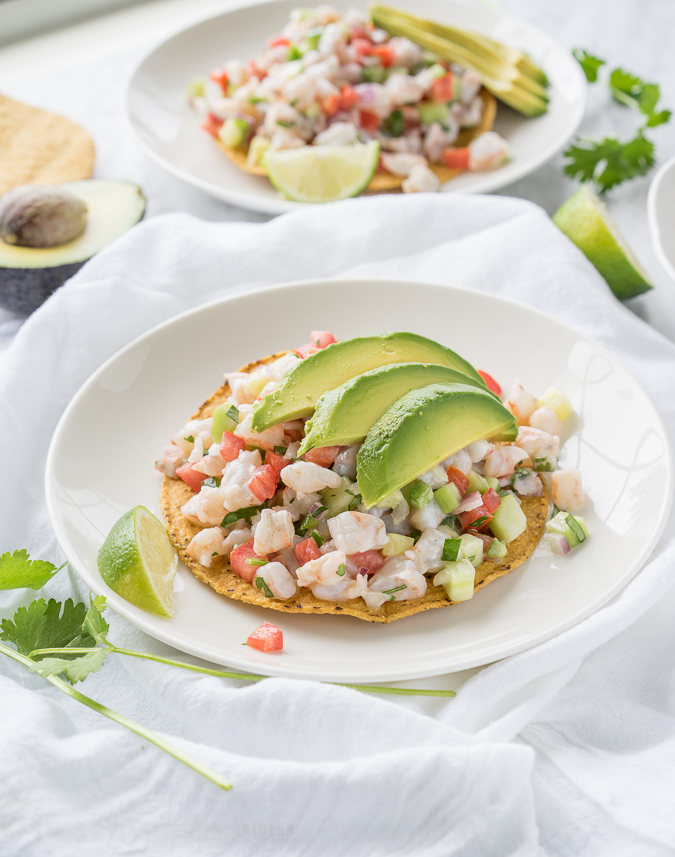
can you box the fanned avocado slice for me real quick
[299,361,487,454]
[356,382,516,508]
[252,332,485,432]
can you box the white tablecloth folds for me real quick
[1,194,674,856]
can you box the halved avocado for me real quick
[299,361,487,453]
[252,332,485,432]
[356,382,516,508]
[0,179,146,314]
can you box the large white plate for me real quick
[648,154,675,284]
[45,279,672,682]
[125,0,586,215]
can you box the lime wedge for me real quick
[264,141,380,203]
[97,506,177,618]
[553,186,653,299]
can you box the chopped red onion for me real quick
[454,491,483,514]
[548,533,571,556]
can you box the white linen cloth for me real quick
[1,194,675,856]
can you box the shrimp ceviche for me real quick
[156,331,589,623]
[187,5,510,200]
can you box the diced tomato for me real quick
[295,342,321,358]
[310,330,336,348]
[294,537,322,565]
[176,463,208,493]
[359,110,381,133]
[248,59,267,80]
[230,540,267,583]
[219,431,246,462]
[267,35,290,48]
[209,70,229,94]
[302,445,342,467]
[265,450,290,479]
[482,488,501,515]
[340,85,360,109]
[247,464,279,502]
[441,147,470,171]
[478,370,502,397]
[351,38,374,60]
[371,45,395,67]
[431,72,454,104]
[350,550,385,574]
[458,506,493,531]
[247,622,283,652]
[201,113,224,139]
[446,465,469,496]
[322,93,340,117]
[349,26,371,41]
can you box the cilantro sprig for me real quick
[572,49,605,83]
[0,550,65,591]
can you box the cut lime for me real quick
[264,141,380,203]
[553,186,653,300]
[97,506,177,618]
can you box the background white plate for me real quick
[46,280,672,682]
[648,154,675,285]
[125,0,586,215]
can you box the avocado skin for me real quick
[357,382,516,507]
[0,260,85,314]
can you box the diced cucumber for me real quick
[539,387,573,421]
[418,102,450,125]
[303,27,323,50]
[489,494,527,544]
[434,482,461,514]
[433,559,475,602]
[321,477,359,518]
[467,470,489,494]
[546,511,587,548]
[382,533,415,557]
[375,489,405,510]
[186,76,206,98]
[459,533,483,567]
[247,135,270,167]
[363,66,387,83]
[427,63,447,79]
[218,117,250,149]
[485,476,501,491]
[410,481,434,510]
[211,402,239,443]
[487,538,507,559]
[246,370,269,398]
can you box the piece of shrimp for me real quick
[551,470,585,512]
[296,550,348,587]
[253,509,295,555]
[280,460,341,495]
[186,527,227,568]
[327,511,388,554]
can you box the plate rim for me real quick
[123,0,587,216]
[647,153,675,285]
[44,277,674,681]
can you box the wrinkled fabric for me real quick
[1,194,674,857]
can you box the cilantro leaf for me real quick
[0,598,94,656]
[563,133,655,192]
[645,109,672,128]
[29,648,108,684]
[573,48,605,83]
[609,68,670,126]
[0,550,60,591]
[83,595,110,647]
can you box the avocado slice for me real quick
[0,179,146,314]
[252,332,485,432]
[356,382,516,508]
[299,361,487,453]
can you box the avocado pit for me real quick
[0,185,87,248]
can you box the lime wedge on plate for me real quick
[98,506,177,617]
[553,186,653,299]
[264,141,380,203]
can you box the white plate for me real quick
[125,0,586,215]
[648,154,675,284]
[46,279,672,683]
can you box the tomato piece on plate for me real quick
[220,431,246,462]
[431,72,454,103]
[247,465,279,502]
[310,330,336,348]
[230,540,267,583]
[350,550,385,574]
[247,622,283,652]
[478,370,502,397]
[446,465,469,496]
[265,450,290,479]
[302,445,342,468]
[441,147,470,171]
[294,537,322,565]
[359,110,381,133]
[176,463,208,493]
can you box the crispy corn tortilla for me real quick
[0,93,95,196]
[216,89,497,194]
[161,349,548,623]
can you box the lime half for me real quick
[264,141,380,203]
[98,506,177,618]
[553,186,653,300]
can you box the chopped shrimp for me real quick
[506,381,539,423]
[281,460,341,495]
[409,498,444,531]
[234,411,285,451]
[225,373,257,405]
[296,549,348,587]
[466,440,494,463]
[222,526,253,555]
[378,130,423,154]
[266,352,302,381]
[257,561,297,600]
[269,128,307,150]
[443,449,472,475]
[469,132,508,171]
[380,152,427,177]
[402,164,441,193]
[253,509,295,554]
[516,426,560,460]
[181,487,228,527]
[155,444,185,478]
[454,98,484,129]
[484,444,528,478]
[406,528,446,573]
[273,487,321,522]
[363,556,427,609]
[418,464,449,489]
[529,406,563,438]
[551,470,585,512]
[511,470,544,497]
[327,511,388,554]
[353,82,392,117]
[220,449,262,512]
[333,444,359,479]
[318,22,346,56]
[385,72,424,105]
[314,121,358,146]
[388,36,422,68]
[311,573,368,602]
[192,447,227,477]
[423,122,458,162]
[459,69,482,105]
[172,419,213,456]
[186,527,227,568]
